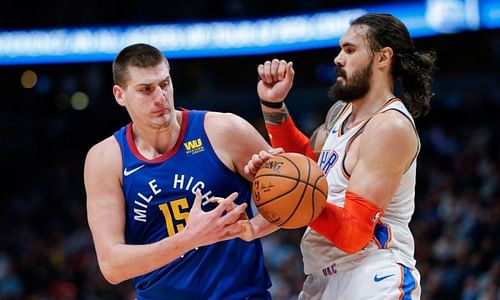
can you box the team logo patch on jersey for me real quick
[123,164,145,176]
[184,138,205,155]
[319,149,338,174]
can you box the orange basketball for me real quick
[252,152,328,229]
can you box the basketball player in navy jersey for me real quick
[84,43,279,299]
[246,13,436,299]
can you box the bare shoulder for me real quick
[365,110,415,140]
[205,111,267,145]
[205,111,250,133]
[86,136,120,162]
[84,136,122,177]
[360,110,418,169]
[205,111,269,176]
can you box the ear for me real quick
[378,46,393,67]
[112,85,126,107]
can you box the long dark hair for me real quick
[352,13,436,118]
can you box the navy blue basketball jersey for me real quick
[113,110,271,300]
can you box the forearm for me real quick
[98,232,194,284]
[249,214,280,239]
[309,191,383,254]
[261,103,317,159]
[261,101,289,126]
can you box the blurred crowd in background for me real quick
[1,1,499,299]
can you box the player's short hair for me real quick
[112,43,170,87]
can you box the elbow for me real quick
[98,260,126,285]
[309,206,375,255]
[103,274,124,286]
[309,195,383,255]
[335,238,370,254]
[328,224,374,254]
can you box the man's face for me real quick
[328,25,374,102]
[329,57,373,102]
[114,62,175,129]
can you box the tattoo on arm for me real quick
[309,100,348,154]
[263,105,289,125]
[309,126,322,148]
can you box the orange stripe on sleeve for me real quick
[309,191,383,254]
[266,116,318,161]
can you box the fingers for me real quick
[237,220,253,241]
[209,195,244,216]
[210,193,251,239]
[192,189,203,211]
[220,202,248,226]
[258,150,274,161]
[244,164,252,175]
[270,59,280,81]
[258,59,292,84]
[215,193,245,221]
[263,61,272,83]
[277,60,287,80]
[204,192,247,232]
[222,220,253,242]
[245,149,280,175]
[285,61,295,81]
[212,192,239,215]
[257,64,265,81]
[269,147,285,155]
[220,223,245,241]
[245,153,263,175]
[203,192,244,220]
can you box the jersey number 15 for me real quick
[158,197,190,236]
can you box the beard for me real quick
[328,58,373,103]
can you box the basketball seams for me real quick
[275,156,311,226]
[310,174,327,223]
[253,153,302,207]
[254,174,300,206]
[254,174,315,186]
[312,174,328,199]
[252,152,328,229]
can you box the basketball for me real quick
[252,152,328,229]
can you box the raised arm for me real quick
[257,59,346,160]
[85,137,248,284]
[257,59,314,157]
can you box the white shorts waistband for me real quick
[316,249,395,276]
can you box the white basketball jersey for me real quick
[301,98,419,274]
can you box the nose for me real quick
[333,51,344,68]
[153,86,167,106]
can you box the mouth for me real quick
[336,69,347,80]
[152,108,168,116]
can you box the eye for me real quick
[161,78,170,88]
[139,86,153,94]
[344,47,355,54]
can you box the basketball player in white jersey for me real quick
[245,13,436,299]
